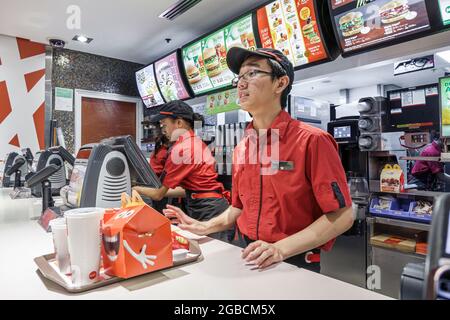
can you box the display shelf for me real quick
[368,216,430,232]
[399,156,450,163]
[369,243,427,259]
[369,180,445,197]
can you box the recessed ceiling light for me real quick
[72,35,93,43]
[437,50,450,63]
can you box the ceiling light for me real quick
[72,35,93,43]
[437,50,450,63]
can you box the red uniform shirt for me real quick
[232,110,352,251]
[162,130,224,192]
[150,145,168,176]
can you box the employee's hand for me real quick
[163,205,209,235]
[132,186,156,200]
[242,240,284,269]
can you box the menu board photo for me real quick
[136,64,165,108]
[256,0,328,68]
[182,14,256,95]
[154,52,191,102]
[440,0,450,26]
[333,0,431,53]
[206,88,240,115]
[440,77,450,137]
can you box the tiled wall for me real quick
[52,48,143,153]
[0,35,46,157]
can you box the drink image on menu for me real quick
[156,62,177,101]
[339,12,365,37]
[203,47,222,78]
[186,61,202,84]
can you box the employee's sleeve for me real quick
[306,132,352,213]
[161,145,192,189]
[231,149,243,209]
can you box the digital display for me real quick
[256,0,328,67]
[334,125,352,138]
[440,77,450,137]
[182,14,256,95]
[440,0,450,26]
[135,64,165,108]
[154,52,191,102]
[332,0,430,53]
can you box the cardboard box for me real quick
[380,164,405,193]
[102,203,173,279]
[370,234,416,253]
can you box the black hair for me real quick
[174,113,204,130]
[153,125,170,154]
[267,58,290,108]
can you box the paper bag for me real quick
[380,164,404,193]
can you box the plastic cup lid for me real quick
[49,218,66,229]
[64,207,104,219]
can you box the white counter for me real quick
[0,188,390,300]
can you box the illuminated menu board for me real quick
[256,0,328,67]
[440,77,450,137]
[136,64,165,108]
[154,52,191,102]
[182,14,257,95]
[331,0,431,54]
[440,0,450,26]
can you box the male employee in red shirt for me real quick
[163,47,354,271]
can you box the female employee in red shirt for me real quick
[133,100,231,241]
[163,48,354,272]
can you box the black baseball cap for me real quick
[151,100,194,123]
[227,47,294,107]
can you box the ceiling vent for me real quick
[159,0,202,21]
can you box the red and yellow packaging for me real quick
[101,192,173,278]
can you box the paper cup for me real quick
[49,218,70,274]
[65,207,104,287]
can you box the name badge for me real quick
[271,160,294,171]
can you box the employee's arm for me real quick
[163,205,242,235]
[132,185,168,201]
[242,206,354,268]
[165,187,186,198]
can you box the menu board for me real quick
[206,88,240,115]
[332,0,430,53]
[331,0,355,10]
[136,64,165,108]
[182,14,257,95]
[154,52,191,102]
[440,77,450,137]
[440,0,450,26]
[256,0,328,67]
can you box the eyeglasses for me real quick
[231,69,273,87]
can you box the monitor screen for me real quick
[440,0,450,26]
[440,77,450,137]
[331,0,431,54]
[67,147,92,208]
[154,52,191,102]
[334,125,352,138]
[182,14,257,95]
[256,0,328,67]
[136,64,165,108]
[387,84,439,132]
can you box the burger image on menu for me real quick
[379,0,410,24]
[203,47,222,77]
[185,61,202,84]
[339,11,364,37]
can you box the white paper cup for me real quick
[49,218,70,274]
[65,207,104,287]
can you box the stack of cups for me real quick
[49,218,70,275]
[64,207,104,287]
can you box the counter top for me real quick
[0,188,390,300]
